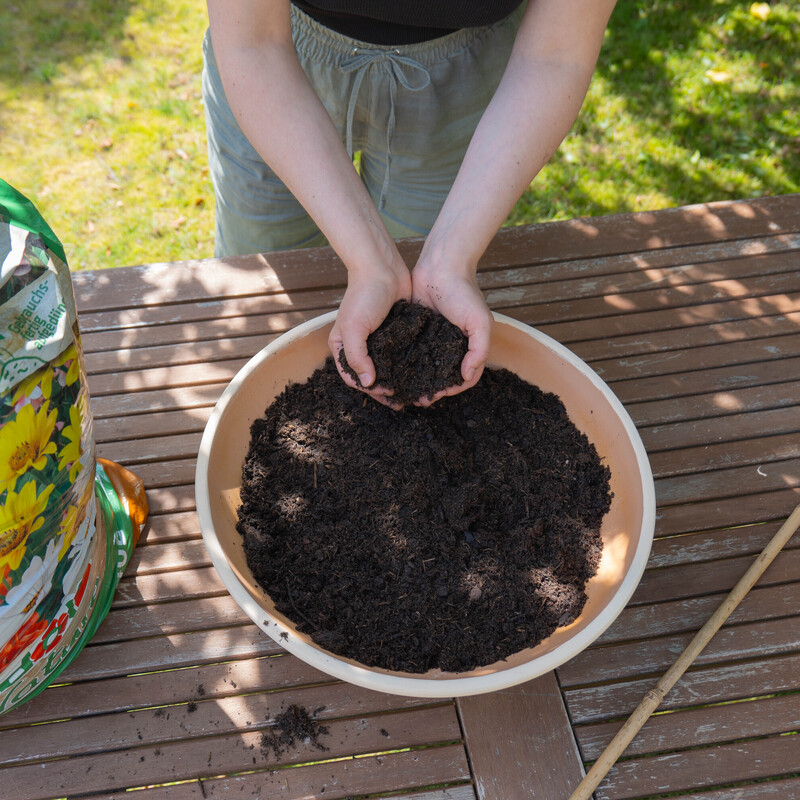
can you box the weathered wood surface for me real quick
[1,195,799,799]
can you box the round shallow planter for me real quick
[196,311,655,697]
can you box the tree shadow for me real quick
[0,0,133,85]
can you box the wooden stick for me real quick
[568,502,800,800]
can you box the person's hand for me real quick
[411,260,493,406]
[329,258,412,407]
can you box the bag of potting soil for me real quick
[0,179,148,715]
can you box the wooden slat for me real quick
[640,406,800,453]
[650,432,800,480]
[145,485,197,514]
[570,308,800,362]
[489,260,800,323]
[3,681,432,765]
[564,653,800,725]
[93,596,250,643]
[557,616,800,687]
[631,380,800,428]
[113,566,224,607]
[123,539,210,576]
[654,490,800,537]
[85,334,276,375]
[457,672,585,800]
[0,653,325,727]
[133,510,201,545]
[630,549,800,607]
[90,383,225,419]
[543,292,800,345]
[98,431,203,466]
[648,518,800,568]
[57,627,282,683]
[109,457,196,490]
[100,783,477,800]
[599,581,800,645]
[594,332,800,383]
[636,777,800,800]
[577,693,800,761]
[655,457,800,506]
[594,733,800,800]
[87,357,248,396]
[94,406,213,443]
[0,706,463,800]
[98,744,472,800]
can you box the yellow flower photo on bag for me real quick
[0,403,58,494]
[0,483,55,573]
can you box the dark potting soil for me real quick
[237,313,612,673]
[338,300,468,405]
[259,704,329,761]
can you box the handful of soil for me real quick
[237,355,612,673]
[338,300,468,405]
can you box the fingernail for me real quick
[359,372,372,387]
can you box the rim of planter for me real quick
[195,310,655,697]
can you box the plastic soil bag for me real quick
[0,180,147,715]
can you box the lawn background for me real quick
[0,0,797,271]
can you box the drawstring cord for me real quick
[340,48,431,209]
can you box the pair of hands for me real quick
[329,259,492,408]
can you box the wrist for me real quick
[417,214,484,281]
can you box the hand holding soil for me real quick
[338,301,469,407]
[329,255,411,405]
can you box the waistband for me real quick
[291,3,524,66]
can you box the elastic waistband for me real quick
[291,3,523,67]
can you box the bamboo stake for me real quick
[568,503,800,800]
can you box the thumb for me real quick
[461,317,493,385]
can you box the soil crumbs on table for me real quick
[238,320,612,674]
[338,300,468,404]
[260,704,329,761]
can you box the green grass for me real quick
[0,0,797,270]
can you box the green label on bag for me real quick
[0,271,72,394]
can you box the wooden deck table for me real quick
[1,194,799,800]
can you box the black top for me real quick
[292,0,524,44]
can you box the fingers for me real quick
[413,314,492,407]
[329,325,406,409]
[329,319,374,388]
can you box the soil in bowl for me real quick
[237,308,612,674]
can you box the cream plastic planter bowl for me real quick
[196,311,656,698]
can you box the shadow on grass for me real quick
[0,0,133,85]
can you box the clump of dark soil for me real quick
[259,704,329,761]
[338,300,468,405]
[237,345,612,673]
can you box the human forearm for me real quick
[418,0,617,274]
[207,0,404,278]
[207,0,411,391]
